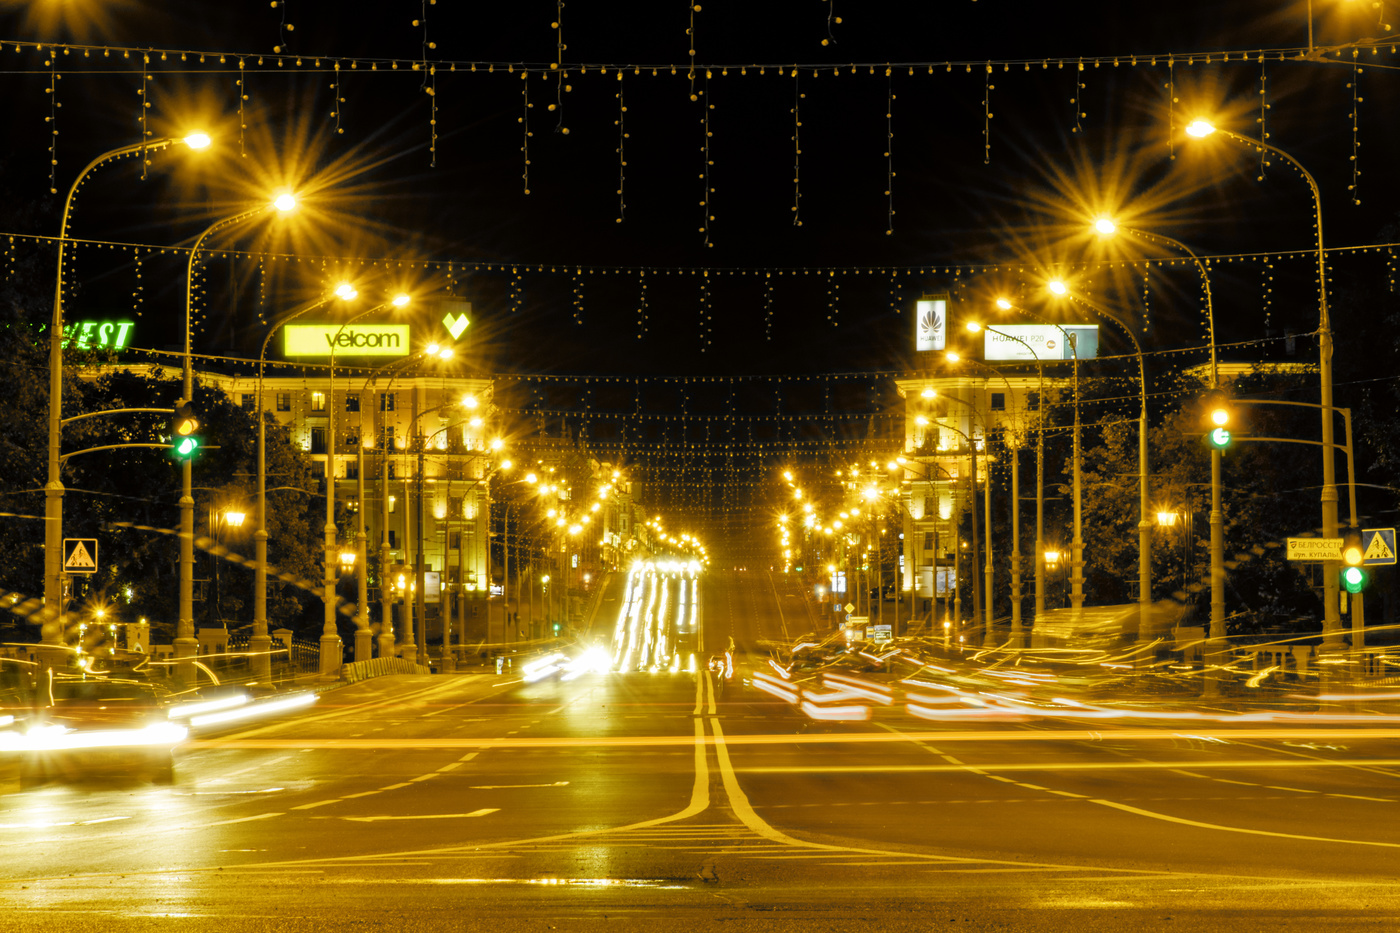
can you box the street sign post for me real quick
[1361,528,1397,566]
[1285,538,1342,562]
[63,538,98,574]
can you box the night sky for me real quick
[1,1,1397,558]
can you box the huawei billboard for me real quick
[982,324,1098,362]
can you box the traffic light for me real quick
[171,399,201,460]
[1341,529,1370,594]
[551,621,561,636]
[1204,392,1232,449]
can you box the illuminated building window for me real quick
[311,392,326,412]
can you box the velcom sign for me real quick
[284,324,411,357]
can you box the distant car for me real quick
[18,675,183,785]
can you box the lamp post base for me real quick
[377,632,397,660]
[174,637,198,686]
[248,633,272,682]
[353,628,373,663]
[318,633,343,675]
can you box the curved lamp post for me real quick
[356,343,455,662]
[964,322,1047,635]
[1094,217,1225,670]
[1185,118,1342,648]
[254,283,357,680]
[1057,286,1154,639]
[996,296,1085,611]
[44,133,211,657]
[320,292,412,673]
[177,194,297,680]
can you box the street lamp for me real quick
[1054,285,1154,638]
[211,507,246,631]
[321,292,412,673]
[1185,117,1343,649]
[964,322,1046,634]
[353,343,455,662]
[253,283,355,680]
[1093,216,1224,650]
[177,193,298,678]
[44,133,211,658]
[995,296,1085,611]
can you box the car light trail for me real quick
[167,693,250,720]
[187,691,316,728]
[0,721,187,751]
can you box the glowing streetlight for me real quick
[335,282,358,301]
[1047,280,1068,296]
[273,192,297,212]
[1185,119,1216,138]
[183,132,212,149]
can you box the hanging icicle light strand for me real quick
[885,73,895,235]
[791,74,803,227]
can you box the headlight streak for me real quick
[752,671,801,703]
[800,699,871,722]
[0,721,187,752]
[188,692,316,728]
[523,652,571,683]
[167,693,250,720]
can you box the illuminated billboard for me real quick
[982,324,1098,361]
[915,297,947,352]
[284,324,411,357]
[63,321,134,350]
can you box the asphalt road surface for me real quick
[4,569,1400,931]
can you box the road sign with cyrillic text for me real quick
[1285,538,1343,562]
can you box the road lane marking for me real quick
[189,727,1400,751]
[1089,798,1400,849]
[470,782,569,789]
[335,809,499,822]
[209,812,284,826]
[290,799,342,810]
[734,760,1400,774]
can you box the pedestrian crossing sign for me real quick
[63,538,98,574]
[1362,528,1397,566]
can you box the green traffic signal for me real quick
[1203,392,1233,449]
[1341,565,1370,594]
[171,399,202,460]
